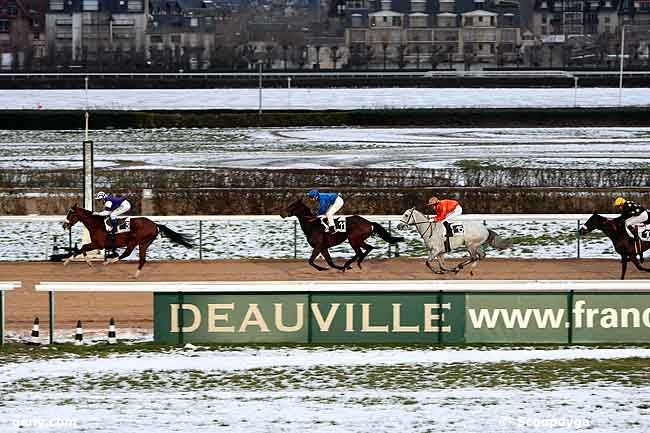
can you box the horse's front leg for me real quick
[321,248,346,271]
[308,248,328,271]
[436,254,457,273]
[64,243,97,268]
[620,255,628,280]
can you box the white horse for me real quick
[396,208,511,274]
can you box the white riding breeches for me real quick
[325,196,344,227]
[625,210,648,236]
[110,201,131,220]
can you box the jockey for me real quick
[307,189,344,233]
[94,191,131,255]
[614,197,648,238]
[426,196,462,237]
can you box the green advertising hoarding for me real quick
[154,292,464,344]
[153,290,650,345]
[572,293,650,343]
[464,293,568,343]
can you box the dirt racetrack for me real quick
[0,258,642,333]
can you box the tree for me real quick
[314,45,322,69]
[414,46,421,70]
[329,46,343,69]
[396,44,408,69]
[382,42,389,69]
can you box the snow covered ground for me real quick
[1,87,649,110]
[2,126,650,171]
[0,217,613,261]
[1,346,649,432]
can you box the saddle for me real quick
[104,217,131,234]
[319,217,347,233]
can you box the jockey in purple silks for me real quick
[94,191,132,256]
[307,189,344,234]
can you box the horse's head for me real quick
[62,204,84,230]
[396,207,419,230]
[579,213,606,236]
[280,199,312,219]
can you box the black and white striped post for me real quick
[28,317,40,345]
[74,320,83,346]
[108,318,117,344]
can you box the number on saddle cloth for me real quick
[319,216,346,233]
[446,223,464,237]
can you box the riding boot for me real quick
[110,220,118,258]
[443,221,453,238]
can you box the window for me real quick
[438,15,456,27]
[150,35,163,43]
[171,34,181,43]
[370,16,376,26]
[7,4,17,16]
[463,16,473,26]
[411,0,425,12]
[383,16,388,23]
[50,0,64,10]
[0,20,8,33]
[128,0,142,10]
[604,16,610,23]
[439,0,455,12]
[392,16,402,26]
[409,15,427,27]
[34,32,40,40]
[83,0,98,11]
[503,14,514,26]
[351,14,363,27]
[478,16,483,22]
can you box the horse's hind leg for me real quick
[343,247,360,271]
[132,238,155,279]
[357,243,374,269]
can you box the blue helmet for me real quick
[307,189,320,199]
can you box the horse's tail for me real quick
[157,224,193,249]
[371,222,403,244]
[487,229,512,250]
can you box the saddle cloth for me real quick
[320,217,346,233]
[637,225,650,241]
[104,217,131,234]
[446,222,465,237]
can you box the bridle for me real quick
[401,208,435,239]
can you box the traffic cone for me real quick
[108,318,117,344]
[27,317,40,345]
[74,320,83,346]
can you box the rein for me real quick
[402,208,434,239]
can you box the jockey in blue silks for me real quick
[94,191,132,255]
[307,189,344,233]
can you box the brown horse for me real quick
[579,213,650,279]
[62,205,192,278]
[280,199,403,271]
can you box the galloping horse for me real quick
[280,199,403,271]
[397,208,511,274]
[62,204,193,278]
[579,213,650,279]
